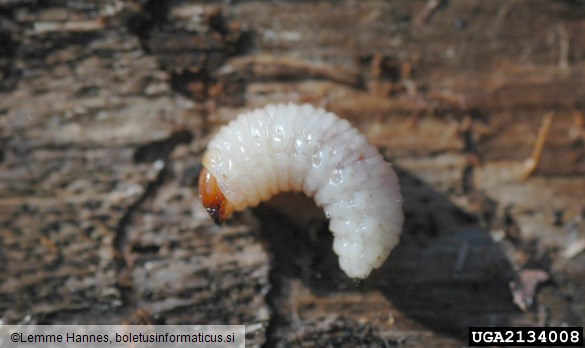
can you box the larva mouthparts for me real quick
[199,103,403,279]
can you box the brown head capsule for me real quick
[198,167,234,224]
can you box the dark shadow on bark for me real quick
[254,166,518,342]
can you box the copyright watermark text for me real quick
[1,325,244,347]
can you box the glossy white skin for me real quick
[203,103,403,278]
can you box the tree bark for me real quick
[1,1,584,347]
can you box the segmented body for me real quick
[201,103,403,278]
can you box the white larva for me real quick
[199,103,403,279]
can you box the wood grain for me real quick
[1,1,584,346]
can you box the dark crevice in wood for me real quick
[131,243,161,254]
[133,130,193,164]
[0,6,20,90]
[114,130,194,309]
[124,2,253,108]
[124,0,170,54]
[170,69,211,102]
[0,141,5,164]
[457,110,487,195]
[461,163,474,195]
[113,164,168,309]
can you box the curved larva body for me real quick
[202,103,403,278]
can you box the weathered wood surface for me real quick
[1,0,584,347]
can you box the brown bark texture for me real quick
[1,0,584,347]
